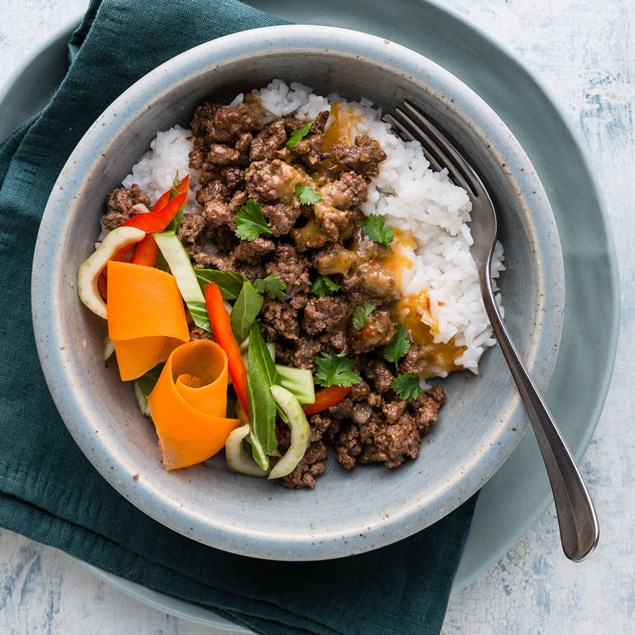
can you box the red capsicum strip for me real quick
[122,175,190,267]
[122,189,188,233]
[204,282,250,416]
[98,176,192,294]
[123,174,189,228]
[303,385,352,416]
[130,234,159,266]
[152,173,189,213]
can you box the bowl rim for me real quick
[32,23,564,560]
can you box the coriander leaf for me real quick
[286,120,313,149]
[352,303,376,330]
[230,281,264,343]
[361,214,395,247]
[235,199,273,241]
[253,275,287,301]
[194,268,247,300]
[391,373,423,401]
[295,184,322,205]
[310,275,342,296]
[383,324,411,366]
[247,322,280,468]
[314,353,361,388]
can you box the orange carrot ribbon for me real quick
[107,261,189,381]
[148,340,240,470]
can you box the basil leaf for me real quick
[230,280,264,343]
[163,173,186,234]
[164,208,184,235]
[188,301,212,332]
[154,248,170,273]
[247,322,280,468]
[194,268,247,300]
[135,363,165,397]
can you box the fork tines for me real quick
[385,101,476,197]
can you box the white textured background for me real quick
[1,0,633,633]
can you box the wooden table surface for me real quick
[1,0,633,633]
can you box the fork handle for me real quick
[481,274,599,561]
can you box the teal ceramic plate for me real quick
[2,0,618,629]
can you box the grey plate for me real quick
[3,0,618,630]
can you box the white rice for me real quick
[120,80,504,375]
[121,125,200,213]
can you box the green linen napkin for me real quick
[0,1,478,633]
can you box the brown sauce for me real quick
[380,229,465,376]
[321,102,362,149]
[379,228,415,288]
[394,293,465,375]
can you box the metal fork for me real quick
[386,101,599,562]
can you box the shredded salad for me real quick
[78,176,358,479]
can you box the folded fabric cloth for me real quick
[0,1,478,633]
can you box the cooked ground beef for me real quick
[102,184,151,230]
[264,243,311,294]
[249,118,289,162]
[189,325,216,342]
[348,308,396,353]
[302,295,350,335]
[178,213,208,244]
[261,299,301,341]
[103,94,446,489]
[233,236,276,264]
[281,439,329,489]
[324,135,387,178]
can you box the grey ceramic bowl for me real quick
[32,25,564,560]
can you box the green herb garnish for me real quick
[194,269,247,300]
[164,172,184,234]
[286,120,314,149]
[230,280,264,343]
[295,184,322,205]
[314,353,361,388]
[361,214,395,247]
[383,324,411,366]
[352,303,376,330]
[235,199,273,241]
[391,373,423,401]
[187,301,213,333]
[247,322,280,469]
[253,275,287,301]
[310,275,341,297]
[134,363,165,397]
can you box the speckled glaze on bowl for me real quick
[32,25,564,560]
